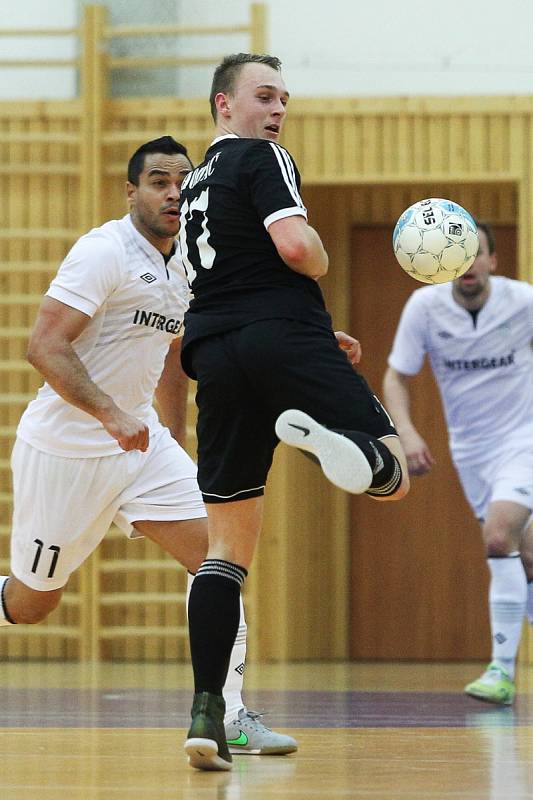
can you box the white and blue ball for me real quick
[392,198,479,284]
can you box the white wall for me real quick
[275,0,533,96]
[176,0,533,97]
[2,0,533,99]
[0,0,78,99]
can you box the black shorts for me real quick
[187,319,397,503]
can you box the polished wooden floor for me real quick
[2,661,533,799]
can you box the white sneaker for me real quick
[225,709,297,755]
[464,662,516,705]
[275,409,372,494]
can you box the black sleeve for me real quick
[242,140,307,228]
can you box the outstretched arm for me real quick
[382,366,435,476]
[27,296,149,452]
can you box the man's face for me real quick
[217,62,289,141]
[127,152,192,248]
[452,228,497,302]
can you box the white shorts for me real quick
[11,427,206,590]
[454,439,533,522]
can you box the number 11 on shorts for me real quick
[31,539,61,579]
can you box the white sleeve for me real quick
[387,290,429,376]
[46,232,122,317]
[526,282,533,339]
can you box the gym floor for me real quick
[1,661,532,799]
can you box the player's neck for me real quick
[131,214,175,257]
[452,283,491,312]
[215,122,239,139]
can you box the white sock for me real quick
[186,571,246,724]
[223,593,247,724]
[0,576,15,626]
[527,580,533,624]
[488,554,527,679]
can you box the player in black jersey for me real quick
[179,53,410,771]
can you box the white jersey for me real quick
[387,276,533,462]
[17,214,191,457]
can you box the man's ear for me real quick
[215,92,231,118]
[126,181,136,207]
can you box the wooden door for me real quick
[349,224,517,660]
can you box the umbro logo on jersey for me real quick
[140,273,157,283]
[495,632,507,644]
[437,330,453,339]
[235,662,245,675]
[514,487,530,496]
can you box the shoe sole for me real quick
[228,744,298,755]
[465,689,514,705]
[275,409,372,494]
[185,737,233,771]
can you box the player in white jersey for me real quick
[1,135,297,756]
[384,221,533,705]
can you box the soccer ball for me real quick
[392,198,479,284]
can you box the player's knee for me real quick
[367,465,410,502]
[13,603,56,625]
[484,529,512,558]
[5,580,63,624]
[366,440,410,502]
[380,471,410,502]
[393,471,410,500]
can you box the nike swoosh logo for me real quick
[288,423,310,437]
[227,730,248,747]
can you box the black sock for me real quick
[188,559,247,695]
[334,429,402,496]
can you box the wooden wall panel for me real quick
[0,103,83,661]
[348,220,517,660]
[2,91,533,661]
[254,187,353,661]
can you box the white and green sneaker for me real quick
[464,662,516,705]
[225,709,298,755]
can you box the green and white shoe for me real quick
[225,708,298,755]
[464,662,516,705]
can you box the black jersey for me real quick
[179,135,332,356]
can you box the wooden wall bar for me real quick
[1,48,533,661]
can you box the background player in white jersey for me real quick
[0,135,296,756]
[179,53,410,771]
[383,221,533,705]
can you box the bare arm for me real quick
[382,366,435,476]
[267,215,328,280]
[27,296,149,452]
[154,337,188,448]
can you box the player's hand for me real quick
[400,429,435,476]
[101,408,150,452]
[334,330,362,366]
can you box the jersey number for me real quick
[31,539,61,579]
[179,188,216,285]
